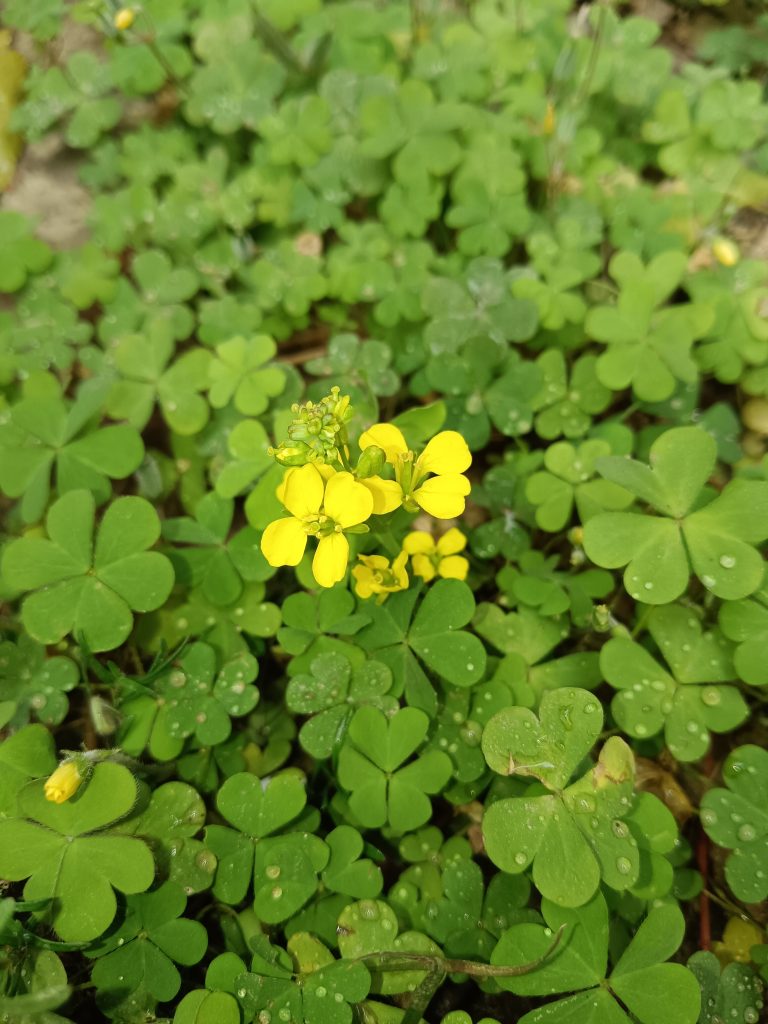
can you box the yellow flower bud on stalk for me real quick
[711,237,739,267]
[44,759,84,804]
[114,8,135,31]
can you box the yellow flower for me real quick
[114,8,135,30]
[712,237,739,268]
[44,760,83,804]
[358,425,471,519]
[261,464,373,588]
[352,551,409,602]
[402,528,469,582]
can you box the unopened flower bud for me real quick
[44,760,84,804]
[114,8,135,30]
[271,442,312,466]
[592,604,613,633]
[712,237,739,267]
[355,444,386,479]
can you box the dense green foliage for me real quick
[2,1,768,1022]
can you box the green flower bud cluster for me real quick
[269,386,354,466]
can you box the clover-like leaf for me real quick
[355,581,486,715]
[2,490,175,652]
[688,951,764,1024]
[0,724,56,817]
[0,211,52,292]
[163,492,271,606]
[601,605,747,761]
[287,652,396,759]
[482,689,640,906]
[0,762,155,941]
[121,781,215,895]
[119,642,259,761]
[584,426,768,602]
[492,894,701,1024]
[337,706,452,833]
[0,381,144,523]
[204,770,311,907]
[337,898,440,996]
[422,858,532,961]
[107,321,212,436]
[0,634,78,730]
[719,583,768,686]
[700,745,768,903]
[88,881,208,1011]
[208,335,285,415]
[587,249,712,401]
[526,438,632,532]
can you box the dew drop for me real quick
[360,901,379,920]
[737,824,757,843]
[514,851,527,866]
[719,555,736,569]
[616,857,632,875]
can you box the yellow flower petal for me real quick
[360,476,403,515]
[413,474,471,519]
[323,471,374,528]
[281,463,324,519]
[359,423,408,463]
[411,553,436,582]
[438,555,469,581]
[392,550,409,588]
[313,532,350,587]
[402,531,435,555]
[261,517,308,566]
[436,527,467,556]
[352,564,376,599]
[416,431,472,476]
[358,554,389,571]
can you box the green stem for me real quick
[631,604,653,639]
[359,923,566,979]
[254,12,307,77]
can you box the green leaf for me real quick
[0,763,154,941]
[601,606,746,761]
[2,490,174,651]
[338,706,452,833]
[700,745,768,903]
[483,691,638,907]
[584,427,768,603]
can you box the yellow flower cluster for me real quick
[350,527,469,603]
[260,396,472,590]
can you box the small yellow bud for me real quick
[44,760,83,804]
[712,237,739,267]
[114,8,135,31]
[569,526,584,546]
[542,101,556,136]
